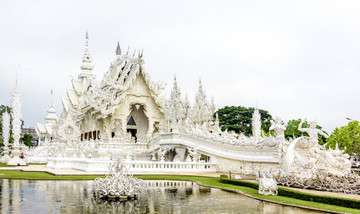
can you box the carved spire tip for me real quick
[116,41,121,55]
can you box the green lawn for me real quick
[0,163,15,167]
[0,171,359,213]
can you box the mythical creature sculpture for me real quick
[159,148,167,162]
[187,147,199,162]
[269,116,285,140]
[257,171,278,195]
[276,119,360,194]
[298,119,328,145]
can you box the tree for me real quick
[326,120,360,155]
[21,134,35,147]
[215,106,272,136]
[284,119,327,145]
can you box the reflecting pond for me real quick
[0,179,322,213]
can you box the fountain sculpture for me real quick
[92,157,145,200]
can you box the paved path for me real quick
[1,165,359,201]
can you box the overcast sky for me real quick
[1,0,360,133]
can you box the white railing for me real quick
[47,158,216,173]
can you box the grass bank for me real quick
[0,171,358,213]
[0,163,15,167]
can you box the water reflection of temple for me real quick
[0,179,322,214]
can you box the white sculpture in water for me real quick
[92,157,145,199]
[7,81,26,166]
[1,111,11,163]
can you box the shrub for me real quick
[219,175,360,209]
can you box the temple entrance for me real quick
[126,128,137,141]
[126,104,149,142]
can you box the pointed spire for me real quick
[79,31,95,79]
[116,42,121,55]
[85,31,89,46]
[46,89,57,125]
[173,75,178,91]
[50,88,54,105]
[198,78,203,92]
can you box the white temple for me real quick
[25,33,360,194]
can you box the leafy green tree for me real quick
[215,106,272,136]
[21,134,35,147]
[326,120,360,155]
[284,119,327,145]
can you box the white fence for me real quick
[47,158,216,173]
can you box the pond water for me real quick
[0,179,322,214]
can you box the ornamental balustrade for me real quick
[47,158,216,173]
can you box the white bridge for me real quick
[31,132,281,173]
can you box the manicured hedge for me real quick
[220,175,259,189]
[220,175,360,209]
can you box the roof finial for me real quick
[15,73,18,88]
[85,31,89,47]
[116,42,121,55]
[50,89,54,105]
[79,31,94,76]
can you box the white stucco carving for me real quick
[257,171,278,195]
[1,112,11,163]
[7,82,26,165]
[276,119,359,194]
[1,112,10,148]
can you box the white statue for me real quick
[298,118,328,145]
[187,147,199,162]
[257,171,278,195]
[159,148,167,162]
[269,116,285,140]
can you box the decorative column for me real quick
[252,108,262,140]
[1,112,11,163]
[7,82,27,166]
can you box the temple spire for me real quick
[79,31,95,79]
[116,42,121,55]
[45,89,57,125]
